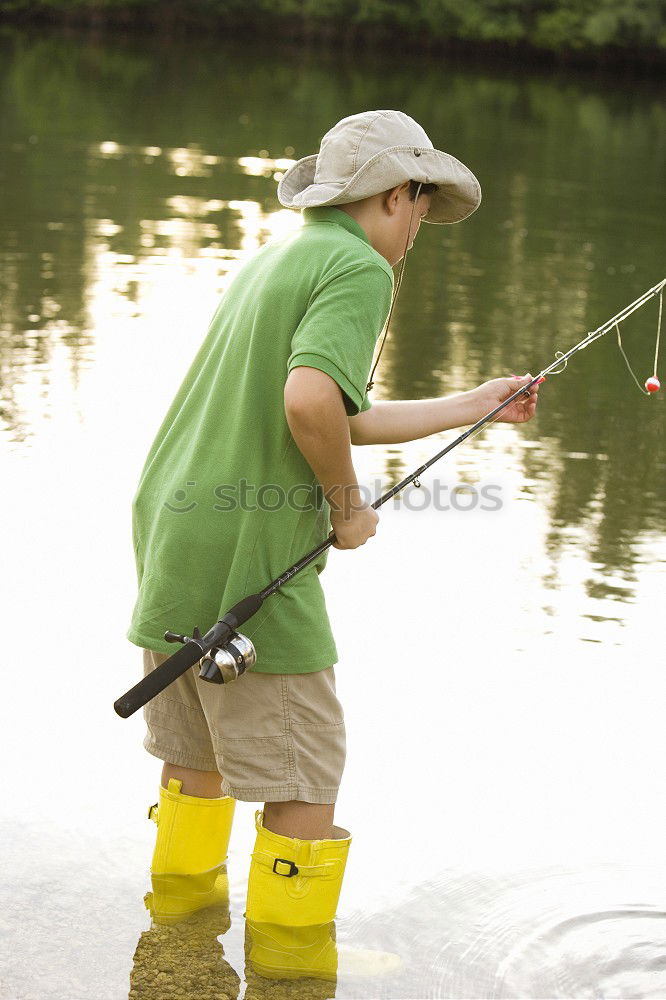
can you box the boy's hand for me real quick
[329,491,379,550]
[471,373,543,424]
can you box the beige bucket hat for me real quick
[277,109,481,225]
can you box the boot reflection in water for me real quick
[244,810,401,990]
[130,906,240,1000]
[243,920,341,999]
[129,776,240,998]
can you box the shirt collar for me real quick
[301,206,371,246]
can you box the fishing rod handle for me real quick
[114,640,205,718]
[114,593,263,718]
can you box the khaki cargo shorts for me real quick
[141,649,346,804]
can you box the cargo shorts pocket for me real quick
[217,734,291,790]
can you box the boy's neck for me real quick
[335,201,391,265]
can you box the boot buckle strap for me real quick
[272,857,299,877]
[253,850,340,879]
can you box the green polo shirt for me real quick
[127,207,394,674]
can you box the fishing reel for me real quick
[164,626,257,684]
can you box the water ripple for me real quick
[334,865,666,999]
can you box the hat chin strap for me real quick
[366,182,422,392]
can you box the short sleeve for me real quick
[287,263,393,416]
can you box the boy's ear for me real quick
[384,182,410,216]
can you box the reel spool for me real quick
[164,626,257,684]
[199,632,257,684]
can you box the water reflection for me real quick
[1,27,664,585]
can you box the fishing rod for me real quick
[114,276,665,719]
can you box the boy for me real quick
[127,109,540,980]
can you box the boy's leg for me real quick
[263,800,334,840]
[159,774,335,838]
[162,762,223,798]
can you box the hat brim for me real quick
[277,147,481,224]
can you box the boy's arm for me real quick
[284,366,378,548]
[347,375,540,445]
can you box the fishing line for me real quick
[655,289,663,377]
[616,323,650,395]
[114,278,666,719]
[615,287,662,394]
[455,281,664,450]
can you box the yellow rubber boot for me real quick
[244,810,402,984]
[144,777,235,926]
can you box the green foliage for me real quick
[533,0,666,51]
[0,0,664,56]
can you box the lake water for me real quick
[1,23,665,1000]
